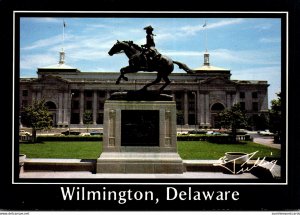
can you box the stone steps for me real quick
[23,159,259,172]
[24,159,96,172]
[22,158,281,180]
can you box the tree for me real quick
[218,103,248,143]
[22,99,52,142]
[248,113,269,131]
[83,110,93,133]
[269,92,282,143]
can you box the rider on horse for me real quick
[141,25,161,70]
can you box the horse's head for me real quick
[108,40,142,57]
[108,40,124,56]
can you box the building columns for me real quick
[196,91,201,126]
[58,92,63,125]
[184,91,188,125]
[69,92,72,126]
[93,90,97,125]
[106,91,111,99]
[31,91,36,103]
[79,90,84,125]
[226,93,232,109]
[199,93,205,126]
[63,92,69,125]
[205,93,210,126]
[36,91,41,100]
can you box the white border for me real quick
[13,11,288,185]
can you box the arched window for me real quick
[211,103,225,111]
[44,101,57,110]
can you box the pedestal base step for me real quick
[97,152,184,174]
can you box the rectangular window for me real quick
[252,102,258,111]
[22,90,28,97]
[71,113,80,124]
[72,101,79,109]
[86,101,92,110]
[99,101,104,110]
[252,92,258,98]
[97,113,104,124]
[71,90,80,98]
[98,91,106,98]
[240,92,245,99]
[189,102,195,111]
[240,102,245,110]
[175,92,182,99]
[85,90,93,97]
[176,102,182,110]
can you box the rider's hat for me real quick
[144,25,154,31]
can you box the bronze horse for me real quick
[108,40,195,92]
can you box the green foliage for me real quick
[22,99,52,142]
[218,104,248,130]
[83,110,93,132]
[249,113,269,131]
[36,135,103,142]
[177,141,281,160]
[83,110,93,124]
[20,141,281,160]
[23,99,52,130]
[177,134,251,143]
[20,141,102,159]
[218,104,248,142]
[269,92,282,143]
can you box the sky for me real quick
[19,17,282,107]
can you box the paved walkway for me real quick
[20,171,258,179]
[250,134,281,150]
[20,159,258,180]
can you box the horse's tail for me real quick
[173,61,196,74]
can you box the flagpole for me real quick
[203,20,207,52]
[62,19,65,51]
[59,19,66,65]
[205,24,207,52]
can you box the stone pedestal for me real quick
[97,92,183,174]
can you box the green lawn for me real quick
[178,141,281,160]
[19,141,102,159]
[19,141,281,160]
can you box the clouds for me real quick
[20,17,281,75]
[180,18,244,35]
[259,37,281,43]
[19,17,282,108]
[20,54,58,69]
[22,34,62,50]
[21,17,61,23]
[212,48,280,66]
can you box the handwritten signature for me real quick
[213,151,278,174]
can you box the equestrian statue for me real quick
[108,25,196,93]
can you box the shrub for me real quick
[177,134,250,144]
[36,135,103,142]
[224,130,247,135]
[177,135,208,141]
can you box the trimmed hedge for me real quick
[35,134,251,144]
[36,135,103,142]
[177,134,251,144]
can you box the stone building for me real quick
[19,50,269,128]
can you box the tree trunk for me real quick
[232,127,237,144]
[32,128,37,143]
